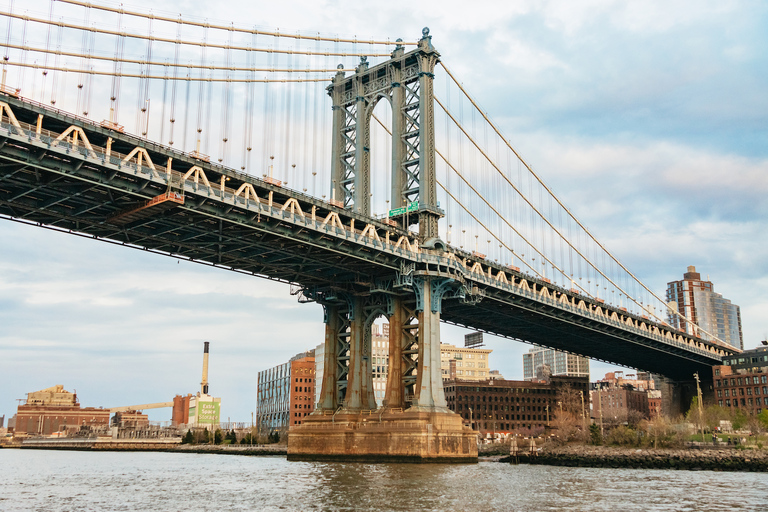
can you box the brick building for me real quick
[444,376,588,436]
[171,394,193,426]
[257,350,315,434]
[713,345,768,416]
[112,410,149,427]
[289,354,316,426]
[591,385,650,423]
[14,385,110,436]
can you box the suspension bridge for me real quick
[0,0,738,460]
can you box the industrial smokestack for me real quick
[201,341,210,395]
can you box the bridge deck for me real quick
[0,93,736,381]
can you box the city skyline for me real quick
[1,0,767,422]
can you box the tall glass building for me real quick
[666,266,743,349]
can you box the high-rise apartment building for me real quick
[522,347,590,381]
[666,266,743,349]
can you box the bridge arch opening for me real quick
[368,96,393,218]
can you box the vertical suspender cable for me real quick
[195,23,208,154]
[183,65,193,152]
[76,4,90,115]
[168,19,181,146]
[40,0,54,103]
[50,18,63,106]
[2,0,13,90]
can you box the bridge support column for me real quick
[316,304,350,412]
[383,297,418,409]
[411,277,449,412]
[343,295,376,411]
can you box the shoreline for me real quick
[499,445,768,472]
[1,440,287,456]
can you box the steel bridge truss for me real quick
[0,90,737,386]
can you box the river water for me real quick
[1,450,766,511]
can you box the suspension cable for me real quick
[57,0,417,46]
[0,12,393,57]
[439,64,722,341]
[438,63,693,327]
[435,97,628,300]
[1,61,332,82]
[2,43,357,73]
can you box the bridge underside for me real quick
[0,92,729,386]
[441,294,715,382]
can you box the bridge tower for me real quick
[289,29,477,462]
[328,28,443,240]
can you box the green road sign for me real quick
[388,201,419,217]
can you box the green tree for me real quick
[758,410,768,430]
[732,409,748,431]
[181,430,194,445]
[225,430,238,444]
[214,429,223,445]
[589,423,602,445]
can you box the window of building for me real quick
[724,389,729,397]
[754,377,760,384]
[717,390,722,397]
[726,399,731,407]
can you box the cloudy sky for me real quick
[1,0,767,423]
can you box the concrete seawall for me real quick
[501,446,768,472]
[6,439,286,455]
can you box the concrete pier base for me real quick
[287,409,478,463]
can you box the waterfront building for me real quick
[111,410,149,427]
[591,385,650,424]
[599,371,656,392]
[14,385,110,437]
[440,343,493,381]
[444,376,589,437]
[371,323,389,405]
[289,353,316,427]
[712,345,768,416]
[171,394,193,426]
[647,390,663,419]
[257,350,315,435]
[522,346,590,381]
[666,266,743,349]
